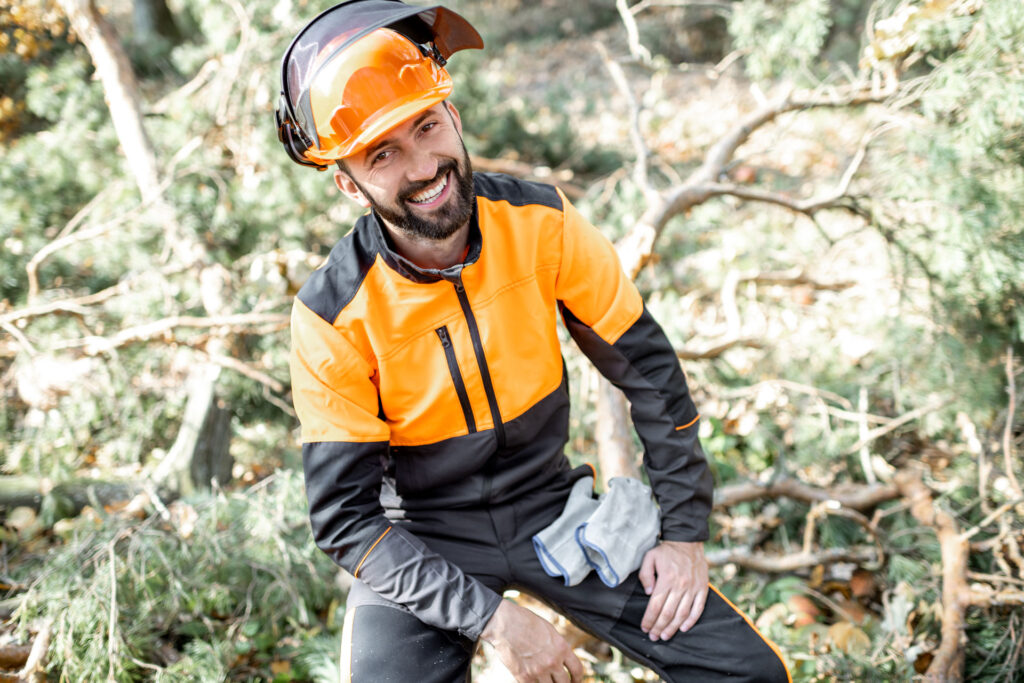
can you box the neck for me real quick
[382,219,470,270]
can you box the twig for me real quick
[718,378,854,410]
[17,619,52,683]
[616,0,651,63]
[961,497,1024,542]
[675,337,763,360]
[595,39,652,195]
[737,268,856,291]
[107,542,118,681]
[204,352,285,393]
[1003,347,1022,498]
[630,0,734,13]
[859,386,876,485]
[843,397,951,455]
[1,321,37,357]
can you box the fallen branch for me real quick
[17,619,52,683]
[714,475,900,512]
[895,469,968,682]
[676,337,764,360]
[843,397,952,455]
[737,268,856,292]
[1003,347,1022,498]
[706,545,879,572]
[0,264,189,328]
[469,155,585,200]
[50,312,288,355]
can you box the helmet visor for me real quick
[304,28,453,161]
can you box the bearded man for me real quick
[279,2,791,681]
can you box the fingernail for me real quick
[644,587,652,595]
[649,633,658,642]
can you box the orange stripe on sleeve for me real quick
[354,526,392,578]
[708,584,793,683]
[676,414,700,430]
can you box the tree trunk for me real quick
[595,378,641,484]
[58,0,232,496]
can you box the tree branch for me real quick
[675,337,764,360]
[50,312,289,355]
[895,469,969,682]
[842,396,951,455]
[706,545,879,572]
[714,475,900,512]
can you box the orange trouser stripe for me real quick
[354,527,392,579]
[708,584,793,683]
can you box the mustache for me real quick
[399,159,458,202]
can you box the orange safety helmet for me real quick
[276,0,483,169]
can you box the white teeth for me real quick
[408,174,448,204]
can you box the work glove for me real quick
[532,475,600,586]
[576,477,660,587]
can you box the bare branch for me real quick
[895,469,970,681]
[595,40,653,195]
[204,352,286,394]
[631,0,734,13]
[676,337,763,360]
[1003,347,1022,498]
[616,0,652,63]
[469,155,585,199]
[706,545,879,572]
[50,312,289,355]
[842,396,952,455]
[737,268,856,291]
[714,475,900,512]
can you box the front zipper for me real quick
[452,277,506,450]
[435,325,477,433]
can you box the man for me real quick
[279,1,791,680]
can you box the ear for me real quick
[444,101,463,136]
[334,168,371,208]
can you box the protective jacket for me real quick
[290,172,713,640]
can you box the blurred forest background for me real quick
[1,0,1023,680]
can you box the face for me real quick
[335,102,475,242]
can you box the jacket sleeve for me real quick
[553,191,713,542]
[290,298,502,640]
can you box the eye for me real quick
[371,149,393,166]
[421,121,438,133]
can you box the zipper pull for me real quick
[436,326,451,347]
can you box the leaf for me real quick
[828,621,871,655]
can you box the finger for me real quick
[679,583,709,633]
[641,585,669,633]
[649,589,683,639]
[660,589,694,640]
[638,552,656,595]
[564,650,585,682]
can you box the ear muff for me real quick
[276,92,330,171]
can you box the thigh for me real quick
[528,572,790,683]
[340,580,474,683]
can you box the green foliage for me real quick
[728,0,833,82]
[10,471,343,681]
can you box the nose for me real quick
[405,147,438,183]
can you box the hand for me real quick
[638,540,709,641]
[480,599,584,682]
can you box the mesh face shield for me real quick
[277,0,483,166]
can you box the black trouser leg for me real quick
[340,580,475,683]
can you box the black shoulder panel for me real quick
[473,172,563,211]
[296,214,379,324]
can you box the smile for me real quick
[406,171,451,207]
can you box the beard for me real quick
[356,143,475,243]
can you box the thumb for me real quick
[638,550,656,595]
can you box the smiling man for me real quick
[277,1,790,681]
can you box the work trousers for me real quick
[340,479,791,682]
